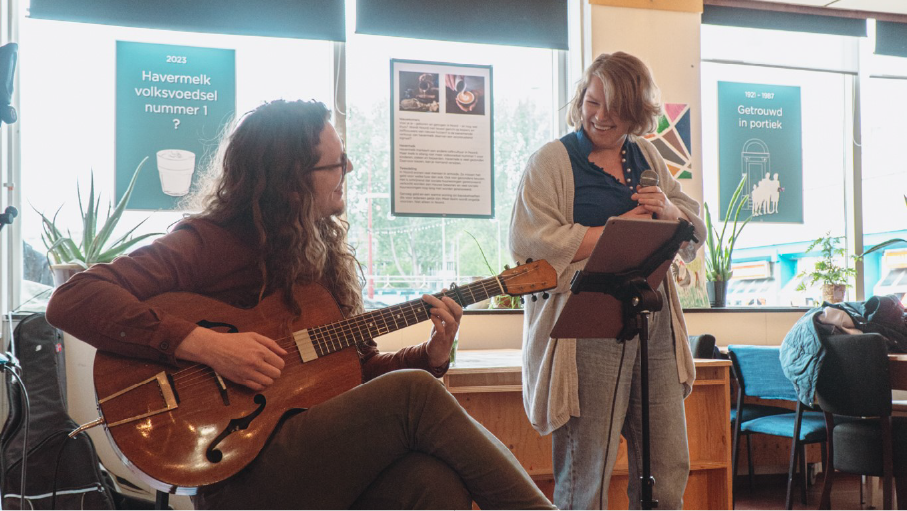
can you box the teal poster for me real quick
[717,82,802,223]
[116,41,235,210]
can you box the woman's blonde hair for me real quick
[565,52,662,136]
[191,99,363,318]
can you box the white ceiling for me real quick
[746,0,907,16]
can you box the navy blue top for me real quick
[562,129,651,227]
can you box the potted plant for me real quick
[703,176,751,307]
[796,232,857,304]
[38,157,162,286]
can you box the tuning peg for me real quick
[450,282,456,288]
[531,294,538,302]
[526,258,534,263]
[504,264,511,270]
[542,292,550,299]
[520,297,525,305]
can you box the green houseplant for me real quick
[38,157,161,285]
[796,232,857,304]
[703,176,751,307]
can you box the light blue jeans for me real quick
[552,301,690,510]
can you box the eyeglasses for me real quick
[311,153,348,174]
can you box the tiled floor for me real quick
[734,472,868,510]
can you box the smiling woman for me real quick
[509,50,706,510]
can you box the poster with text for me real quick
[717,81,802,223]
[391,59,493,218]
[116,41,236,210]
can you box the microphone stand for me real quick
[569,220,697,510]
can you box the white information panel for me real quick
[391,59,493,218]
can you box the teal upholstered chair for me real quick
[815,333,907,510]
[728,345,828,509]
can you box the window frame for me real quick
[700,21,904,307]
[1,0,579,315]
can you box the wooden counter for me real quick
[443,349,732,510]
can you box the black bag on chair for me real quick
[0,313,115,509]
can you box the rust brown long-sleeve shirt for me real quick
[45,218,448,380]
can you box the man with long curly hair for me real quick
[47,99,554,509]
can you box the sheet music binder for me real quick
[550,217,684,339]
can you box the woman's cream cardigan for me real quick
[509,136,707,436]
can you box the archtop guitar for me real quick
[73,260,556,494]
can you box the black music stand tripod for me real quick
[551,218,697,510]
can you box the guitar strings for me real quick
[160,269,544,395]
[165,277,516,394]
[165,271,542,395]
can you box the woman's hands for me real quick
[423,292,464,367]
[176,327,287,391]
[632,185,687,221]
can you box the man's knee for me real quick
[373,369,446,396]
[352,452,472,510]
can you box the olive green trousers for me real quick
[194,369,555,510]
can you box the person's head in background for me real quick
[565,52,662,150]
[193,99,362,317]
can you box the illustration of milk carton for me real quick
[156,149,196,196]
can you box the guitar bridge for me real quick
[99,371,179,428]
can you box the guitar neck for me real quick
[301,276,505,357]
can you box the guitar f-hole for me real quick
[206,394,267,463]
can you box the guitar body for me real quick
[92,283,363,494]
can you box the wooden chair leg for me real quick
[819,412,835,510]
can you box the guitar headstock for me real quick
[499,259,557,296]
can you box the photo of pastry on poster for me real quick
[390,59,493,218]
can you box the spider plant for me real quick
[38,157,162,268]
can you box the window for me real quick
[14,2,334,312]
[701,24,857,306]
[860,21,907,306]
[344,2,561,309]
[10,0,569,314]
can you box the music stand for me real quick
[551,217,698,510]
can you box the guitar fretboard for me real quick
[303,276,507,357]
